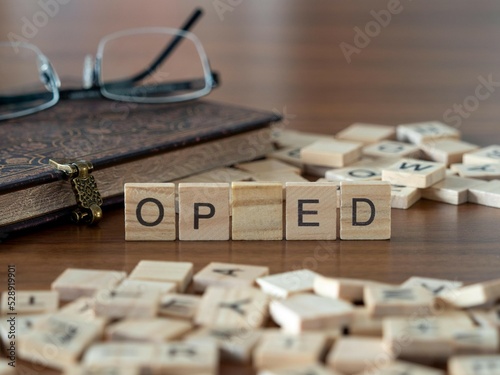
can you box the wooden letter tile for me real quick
[156,340,219,375]
[335,123,396,145]
[340,181,391,240]
[421,176,484,205]
[195,286,269,329]
[158,293,201,320]
[267,147,303,168]
[63,365,142,375]
[450,327,499,354]
[253,331,328,370]
[94,288,160,319]
[396,121,460,145]
[451,163,500,180]
[51,268,126,301]
[390,184,421,209]
[269,293,353,334]
[364,285,433,317]
[382,158,446,188]
[18,315,103,370]
[82,342,157,368]
[178,183,230,241]
[348,307,383,337]
[401,276,463,297]
[231,182,283,240]
[0,313,49,348]
[468,180,500,208]
[256,269,321,299]
[193,262,269,292]
[285,182,337,240]
[463,145,500,164]
[1,290,58,314]
[105,318,192,342]
[326,336,393,375]
[117,279,176,295]
[300,139,363,168]
[363,140,421,159]
[124,183,176,241]
[259,363,341,375]
[448,355,500,375]
[128,260,193,292]
[314,275,393,303]
[235,158,301,174]
[325,166,381,182]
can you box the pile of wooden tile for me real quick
[2,260,500,375]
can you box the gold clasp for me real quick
[49,159,103,225]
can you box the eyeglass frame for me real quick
[0,8,219,121]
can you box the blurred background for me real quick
[1,0,500,143]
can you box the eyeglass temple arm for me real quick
[121,8,204,85]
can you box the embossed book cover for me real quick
[0,99,280,236]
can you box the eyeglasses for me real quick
[0,8,218,121]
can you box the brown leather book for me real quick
[0,99,280,237]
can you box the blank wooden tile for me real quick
[124,183,175,241]
[314,275,392,303]
[256,269,321,299]
[390,184,421,209]
[463,145,500,164]
[326,336,393,375]
[419,139,479,166]
[397,121,460,145]
[158,293,201,320]
[382,158,446,188]
[253,331,328,370]
[365,360,445,375]
[269,293,353,334]
[468,180,500,208]
[129,260,193,292]
[0,290,58,314]
[231,182,283,240]
[438,278,500,308]
[185,327,263,364]
[235,159,301,174]
[195,286,269,329]
[117,279,176,295]
[325,166,381,181]
[451,163,500,180]
[363,140,421,159]
[364,285,434,317]
[193,262,269,292]
[0,360,15,375]
[285,182,337,240]
[18,314,103,370]
[51,268,126,301]
[94,288,160,319]
[335,123,396,145]
[421,176,484,205]
[340,181,391,240]
[259,363,342,375]
[401,276,463,297]
[383,317,455,361]
[105,318,192,342]
[300,139,363,168]
[448,355,500,375]
[178,183,230,241]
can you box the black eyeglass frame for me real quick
[0,8,219,121]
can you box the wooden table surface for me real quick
[2,4,500,371]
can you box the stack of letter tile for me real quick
[2,261,500,375]
[124,121,500,241]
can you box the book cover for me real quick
[0,99,281,236]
